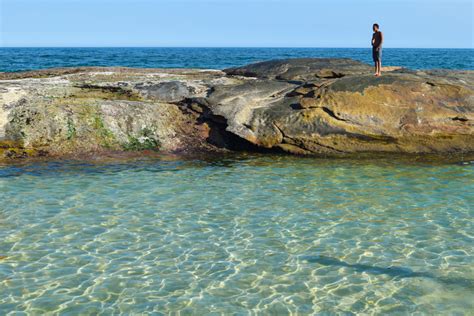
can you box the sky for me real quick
[0,0,472,48]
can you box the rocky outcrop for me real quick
[224,58,372,81]
[0,59,473,160]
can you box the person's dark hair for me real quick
[373,23,380,29]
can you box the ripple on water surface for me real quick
[0,155,473,314]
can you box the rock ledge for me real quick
[1,58,473,160]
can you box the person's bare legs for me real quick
[374,61,382,76]
[374,59,381,76]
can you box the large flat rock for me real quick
[240,72,473,154]
[224,58,373,81]
[1,59,473,160]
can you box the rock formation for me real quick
[0,58,472,160]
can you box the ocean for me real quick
[0,47,473,72]
[1,156,473,314]
[0,48,473,314]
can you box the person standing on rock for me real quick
[372,23,383,76]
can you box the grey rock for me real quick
[224,58,372,81]
[134,81,203,102]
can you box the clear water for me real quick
[0,155,473,314]
[0,47,472,72]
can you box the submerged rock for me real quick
[0,59,473,160]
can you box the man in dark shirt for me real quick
[372,23,383,76]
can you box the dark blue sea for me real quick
[0,47,472,72]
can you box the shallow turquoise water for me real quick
[0,155,473,314]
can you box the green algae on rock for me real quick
[0,59,473,160]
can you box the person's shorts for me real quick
[372,48,382,62]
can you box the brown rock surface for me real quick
[1,59,473,160]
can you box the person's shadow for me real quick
[302,255,474,289]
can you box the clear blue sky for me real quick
[0,0,472,48]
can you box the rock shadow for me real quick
[302,255,474,289]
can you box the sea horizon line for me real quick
[1,46,472,50]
